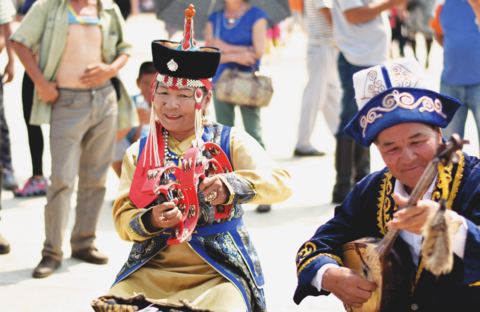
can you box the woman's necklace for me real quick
[223,4,248,29]
[162,128,179,162]
[223,14,242,29]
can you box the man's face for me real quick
[375,123,442,189]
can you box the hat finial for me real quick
[181,4,197,51]
[185,4,196,19]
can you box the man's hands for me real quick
[199,175,229,206]
[388,193,439,234]
[2,60,14,83]
[322,267,377,308]
[37,80,59,103]
[80,62,117,88]
[150,201,183,229]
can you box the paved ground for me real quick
[0,13,477,312]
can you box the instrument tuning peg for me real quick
[451,153,459,164]
[449,133,469,149]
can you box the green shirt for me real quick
[10,0,134,126]
[0,0,15,24]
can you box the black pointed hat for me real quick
[151,4,220,89]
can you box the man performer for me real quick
[294,58,480,311]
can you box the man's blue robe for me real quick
[294,152,480,311]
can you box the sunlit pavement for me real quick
[0,13,476,312]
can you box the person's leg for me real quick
[321,48,342,137]
[466,83,480,150]
[16,72,47,197]
[354,143,370,183]
[0,234,9,254]
[0,174,8,254]
[396,20,407,57]
[113,0,131,20]
[112,136,131,178]
[295,45,327,155]
[213,94,235,127]
[238,100,269,212]
[409,32,418,60]
[34,89,87,278]
[240,105,265,148]
[332,53,368,203]
[425,36,433,68]
[391,21,403,57]
[441,83,468,139]
[0,82,17,191]
[70,86,116,263]
[332,136,355,204]
[0,83,10,254]
[22,73,44,177]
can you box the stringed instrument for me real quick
[342,135,465,312]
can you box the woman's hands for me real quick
[199,175,229,206]
[207,37,257,66]
[149,175,229,230]
[233,50,257,66]
[150,201,183,229]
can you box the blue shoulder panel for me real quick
[220,125,232,165]
[138,136,147,161]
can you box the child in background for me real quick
[112,61,155,177]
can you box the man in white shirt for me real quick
[294,0,341,157]
[331,0,406,203]
[294,58,480,311]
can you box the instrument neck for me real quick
[376,161,438,257]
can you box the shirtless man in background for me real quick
[11,0,131,278]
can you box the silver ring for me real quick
[206,190,218,202]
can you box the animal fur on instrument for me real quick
[421,199,461,276]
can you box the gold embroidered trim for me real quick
[360,90,447,138]
[431,151,463,208]
[296,242,317,265]
[377,171,394,235]
[414,152,464,288]
[297,253,343,276]
[414,258,425,289]
[447,151,464,209]
[432,159,452,202]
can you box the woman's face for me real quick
[224,0,247,6]
[153,82,210,140]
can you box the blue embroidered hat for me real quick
[344,58,463,147]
